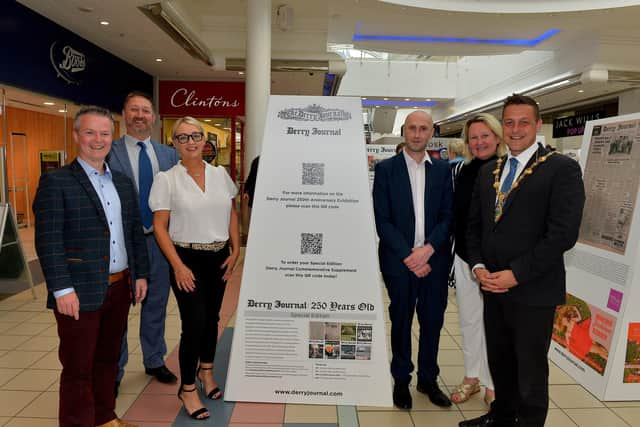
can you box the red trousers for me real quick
[55,278,130,427]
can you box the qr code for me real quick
[302,162,324,185]
[301,233,323,255]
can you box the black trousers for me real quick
[170,245,228,386]
[484,293,556,427]
[383,271,448,384]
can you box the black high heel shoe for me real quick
[177,385,209,420]
[197,366,222,400]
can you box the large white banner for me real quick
[549,112,640,400]
[226,96,392,406]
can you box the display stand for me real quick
[226,96,392,406]
[0,203,36,298]
[549,112,640,400]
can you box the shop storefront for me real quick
[0,1,152,227]
[158,81,245,183]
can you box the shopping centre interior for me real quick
[2,0,640,425]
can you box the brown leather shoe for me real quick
[96,418,138,427]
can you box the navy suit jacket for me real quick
[372,153,453,280]
[33,159,150,312]
[107,136,179,184]
[466,145,585,307]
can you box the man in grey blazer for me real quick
[107,92,179,389]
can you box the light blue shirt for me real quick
[54,159,128,298]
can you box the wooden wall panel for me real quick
[0,106,120,223]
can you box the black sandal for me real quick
[197,366,223,400]
[177,386,209,420]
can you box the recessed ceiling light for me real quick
[238,71,245,75]
[362,97,367,100]
[58,109,66,113]
[578,89,584,93]
[204,119,212,122]
[223,127,231,130]
[43,101,55,106]
[100,21,109,26]
[155,58,163,62]
[375,105,381,108]
[413,106,419,109]
[425,98,431,101]
[383,97,389,100]
[404,98,410,101]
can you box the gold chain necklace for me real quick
[493,151,555,222]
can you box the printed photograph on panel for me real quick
[357,324,373,342]
[325,322,340,341]
[624,323,640,383]
[356,344,372,361]
[341,323,356,342]
[309,321,325,341]
[552,293,614,375]
[309,343,324,359]
[341,344,356,360]
[325,341,340,359]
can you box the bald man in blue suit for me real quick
[373,111,454,410]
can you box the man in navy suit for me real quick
[107,92,179,388]
[34,106,149,427]
[373,111,454,409]
[461,95,585,427]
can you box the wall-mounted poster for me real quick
[39,151,64,174]
[578,118,640,255]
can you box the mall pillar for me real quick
[245,0,271,176]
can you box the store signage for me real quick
[1,1,152,112]
[553,111,604,138]
[226,95,392,406]
[158,81,245,116]
[50,41,86,84]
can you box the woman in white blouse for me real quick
[149,116,240,420]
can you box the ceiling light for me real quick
[238,71,245,75]
[204,119,212,122]
[404,98,410,101]
[426,98,431,101]
[353,29,560,47]
[43,101,55,106]
[155,58,163,62]
[375,105,381,108]
[578,89,584,93]
[100,21,109,26]
[223,127,231,130]
[383,97,389,100]
[362,97,368,100]
[58,109,66,113]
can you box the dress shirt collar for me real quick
[77,157,111,178]
[507,141,541,167]
[402,149,432,168]
[124,133,151,147]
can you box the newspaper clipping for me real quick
[579,119,640,255]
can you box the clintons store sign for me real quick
[158,81,245,117]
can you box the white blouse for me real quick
[149,161,238,243]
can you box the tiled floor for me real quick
[1,228,639,426]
